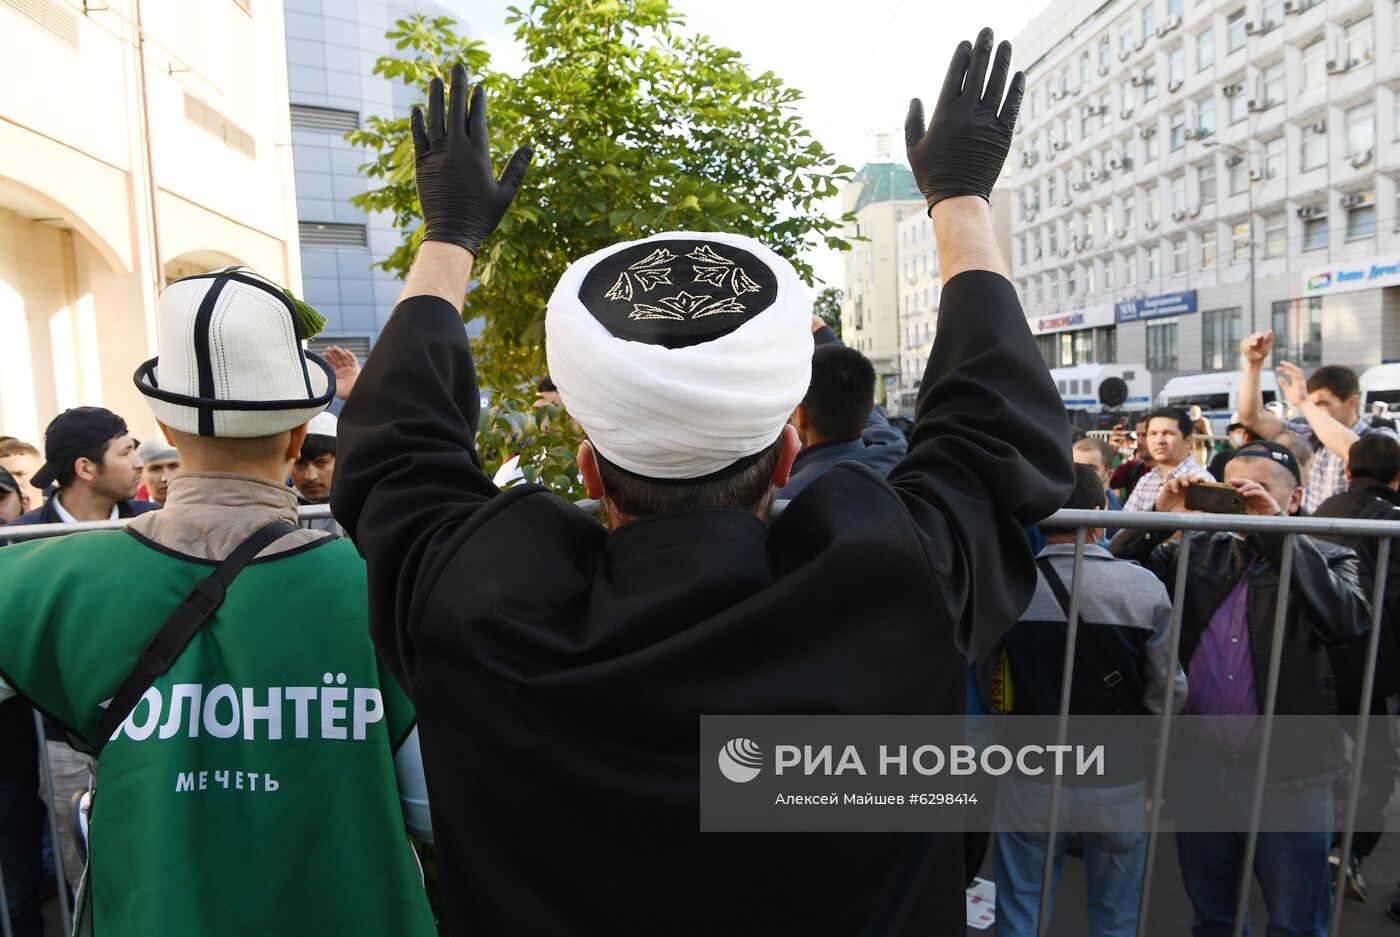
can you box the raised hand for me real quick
[1275,360,1308,408]
[411,63,533,255]
[905,27,1024,210]
[325,345,361,400]
[1239,330,1274,367]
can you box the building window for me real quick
[1122,80,1136,114]
[1301,126,1327,171]
[1202,307,1242,370]
[1263,135,1286,180]
[1100,36,1112,70]
[1143,2,1158,42]
[1346,102,1375,158]
[1143,64,1159,102]
[1096,325,1119,363]
[1121,26,1135,56]
[1171,174,1187,213]
[1101,95,1113,126]
[1228,88,1248,124]
[1344,16,1373,65]
[1048,174,1058,205]
[1231,220,1251,261]
[1086,263,1097,294]
[1123,250,1138,286]
[1081,52,1092,85]
[1263,212,1286,257]
[1197,97,1216,136]
[1196,28,1214,70]
[1172,236,1188,273]
[1104,257,1116,290]
[1302,211,1327,250]
[1198,162,1217,204]
[1272,298,1323,368]
[1145,185,1160,226]
[1261,61,1284,106]
[1201,227,1218,266]
[1171,111,1187,149]
[1260,0,1283,28]
[1228,158,1248,194]
[1147,321,1180,371]
[1145,131,1160,161]
[1226,10,1246,52]
[1301,38,1326,91]
[1123,195,1136,229]
[1148,244,1162,279]
[1169,47,1184,86]
[1082,109,1093,138]
[1036,334,1059,368]
[1346,193,1376,240]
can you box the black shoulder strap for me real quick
[94,520,298,755]
[1035,556,1148,716]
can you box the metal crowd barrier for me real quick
[2,505,1399,937]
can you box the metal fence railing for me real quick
[2,505,1399,937]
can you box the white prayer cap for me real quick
[545,232,813,480]
[135,267,334,438]
[306,410,339,439]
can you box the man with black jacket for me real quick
[1111,441,1369,936]
[333,32,1073,937]
[1313,431,1400,901]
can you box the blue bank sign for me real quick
[1301,254,1400,297]
[1115,290,1197,323]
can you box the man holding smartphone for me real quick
[1111,441,1368,935]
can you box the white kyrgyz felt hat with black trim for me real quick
[134,266,335,438]
[546,231,814,480]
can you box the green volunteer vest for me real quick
[0,530,436,937]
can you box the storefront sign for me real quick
[1115,290,1197,323]
[1031,303,1115,335]
[1301,254,1400,297]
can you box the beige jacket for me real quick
[127,472,329,560]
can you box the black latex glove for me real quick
[411,63,533,255]
[905,28,1024,210]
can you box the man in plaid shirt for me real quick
[1238,331,1397,514]
[1122,407,1203,513]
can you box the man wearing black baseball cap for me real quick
[8,407,156,527]
[1112,438,1368,934]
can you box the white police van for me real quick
[1360,364,1400,415]
[1156,370,1281,435]
[1051,363,1152,429]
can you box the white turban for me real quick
[545,231,814,479]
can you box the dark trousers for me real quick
[0,772,48,937]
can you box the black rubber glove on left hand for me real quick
[411,62,533,255]
[905,28,1024,210]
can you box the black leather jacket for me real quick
[1112,526,1369,775]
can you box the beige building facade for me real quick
[839,162,926,408]
[0,0,301,445]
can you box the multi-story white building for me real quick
[839,161,927,407]
[895,211,940,412]
[1009,0,1400,395]
[892,198,1012,412]
[0,0,301,443]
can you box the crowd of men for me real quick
[0,27,1397,937]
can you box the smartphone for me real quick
[1184,481,1246,514]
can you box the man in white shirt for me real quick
[8,407,157,527]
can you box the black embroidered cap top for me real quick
[577,239,779,348]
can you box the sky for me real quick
[436,0,1049,286]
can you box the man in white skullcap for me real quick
[136,435,181,505]
[0,266,435,935]
[335,35,1072,937]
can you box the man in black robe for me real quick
[334,30,1073,937]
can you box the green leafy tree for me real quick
[812,287,843,338]
[350,1,852,347]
